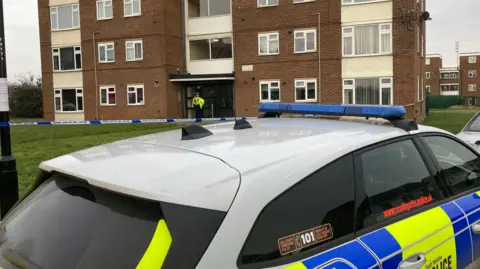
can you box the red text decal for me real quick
[383,194,433,218]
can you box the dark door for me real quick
[185,82,234,118]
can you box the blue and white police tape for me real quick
[0,117,257,126]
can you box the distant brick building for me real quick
[425,52,479,101]
[39,0,428,121]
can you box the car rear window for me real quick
[463,113,480,132]
[0,173,226,269]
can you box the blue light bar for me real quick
[258,103,406,119]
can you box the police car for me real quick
[1,103,480,269]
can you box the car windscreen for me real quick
[0,173,226,269]
[463,113,480,132]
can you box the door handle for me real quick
[399,253,427,269]
[472,221,480,234]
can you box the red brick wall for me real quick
[231,0,341,117]
[38,0,54,121]
[460,55,480,97]
[425,57,442,95]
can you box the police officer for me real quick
[192,92,205,118]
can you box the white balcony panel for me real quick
[187,15,232,36]
[342,1,392,25]
[188,59,233,75]
[53,71,83,88]
[440,91,459,96]
[342,56,393,78]
[51,29,81,46]
[50,0,78,6]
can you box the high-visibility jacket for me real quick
[192,97,205,109]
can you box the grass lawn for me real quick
[423,110,477,134]
[4,123,181,195]
[1,109,478,196]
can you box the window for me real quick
[124,0,141,16]
[343,77,392,105]
[100,86,116,105]
[259,81,280,102]
[426,58,431,65]
[52,46,82,71]
[98,43,115,63]
[97,0,113,20]
[440,84,459,93]
[426,85,431,93]
[469,70,477,78]
[50,4,80,30]
[127,85,144,105]
[294,29,316,53]
[342,23,391,56]
[440,72,459,79]
[423,136,480,196]
[257,0,278,7]
[188,0,230,18]
[469,84,477,92]
[126,40,143,61]
[258,33,279,55]
[417,75,421,101]
[295,79,317,102]
[54,89,83,112]
[469,56,477,64]
[426,72,430,79]
[342,0,382,4]
[190,37,233,60]
[239,155,355,265]
[0,174,227,269]
[356,139,442,229]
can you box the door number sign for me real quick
[278,224,333,255]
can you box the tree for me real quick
[8,73,43,118]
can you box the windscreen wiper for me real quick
[2,248,42,269]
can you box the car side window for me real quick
[423,136,480,195]
[356,139,443,230]
[238,155,355,266]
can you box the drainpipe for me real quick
[93,32,100,120]
[181,0,187,70]
[313,12,321,103]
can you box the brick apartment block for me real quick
[39,0,428,121]
[425,52,480,99]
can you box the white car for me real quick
[457,111,480,151]
[2,103,480,269]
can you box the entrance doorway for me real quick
[185,82,234,118]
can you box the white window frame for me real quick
[127,84,145,105]
[100,85,116,105]
[97,0,113,20]
[50,4,80,31]
[258,32,279,56]
[259,80,281,103]
[469,56,477,64]
[294,29,317,53]
[469,70,477,78]
[98,42,115,63]
[257,0,279,7]
[469,84,477,91]
[342,0,386,5]
[293,0,316,3]
[342,23,392,57]
[342,77,393,105]
[426,85,430,93]
[54,88,84,112]
[126,40,143,61]
[124,0,142,17]
[52,46,82,72]
[425,72,430,79]
[426,58,430,65]
[294,79,317,102]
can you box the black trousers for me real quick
[194,106,204,118]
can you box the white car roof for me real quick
[40,117,450,211]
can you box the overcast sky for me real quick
[3,0,480,80]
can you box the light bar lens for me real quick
[258,103,406,119]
